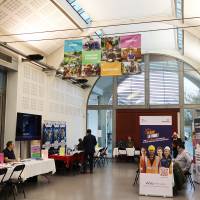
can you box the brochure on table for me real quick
[139,116,173,197]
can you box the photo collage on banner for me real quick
[60,34,141,77]
[139,116,173,197]
[120,34,142,75]
[42,121,67,149]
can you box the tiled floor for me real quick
[4,162,200,200]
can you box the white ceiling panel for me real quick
[0,0,81,55]
[77,0,173,21]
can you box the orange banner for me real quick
[101,61,122,76]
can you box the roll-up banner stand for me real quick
[139,116,173,197]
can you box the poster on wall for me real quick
[139,116,173,197]
[42,121,67,149]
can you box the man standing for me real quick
[83,129,97,173]
[3,141,16,163]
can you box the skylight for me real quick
[66,0,92,24]
[175,0,183,50]
[66,0,103,38]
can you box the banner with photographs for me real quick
[63,39,82,77]
[120,34,142,75]
[139,116,173,197]
[42,121,67,149]
[60,34,141,77]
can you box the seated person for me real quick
[127,136,134,148]
[175,140,192,174]
[172,132,182,158]
[77,138,84,151]
[3,141,16,163]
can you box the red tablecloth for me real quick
[49,152,84,168]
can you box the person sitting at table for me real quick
[3,141,16,163]
[77,138,84,151]
[172,132,182,158]
[160,146,172,174]
[175,140,192,174]
[127,136,134,148]
[146,145,159,174]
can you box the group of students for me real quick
[140,145,172,174]
[140,132,192,175]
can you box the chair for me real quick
[94,148,105,168]
[0,167,8,200]
[184,171,195,191]
[8,164,26,200]
[71,153,82,175]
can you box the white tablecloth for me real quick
[1,158,56,182]
[113,148,135,157]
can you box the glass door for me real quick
[87,109,113,157]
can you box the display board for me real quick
[60,34,141,77]
[42,121,67,149]
[139,116,173,197]
[193,118,200,183]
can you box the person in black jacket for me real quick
[83,129,97,173]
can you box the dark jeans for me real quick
[84,152,94,172]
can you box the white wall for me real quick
[16,60,86,150]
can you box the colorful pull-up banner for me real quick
[61,34,141,77]
[139,116,173,197]
[42,121,67,149]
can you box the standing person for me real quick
[3,141,16,163]
[83,129,97,173]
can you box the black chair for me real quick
[184,171,195,191]
[94,148,105,168]
[0,167,8,200]
[8,164,26,200]
[71,153,80,175]
[133,169,140,185]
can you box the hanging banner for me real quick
[101,61,122,76]
[42,121,67,149]
[120,34,142,75]
[63,39,82,78]
[82,50,101,76]
[60,34,141,77]
[139,116,173,197]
